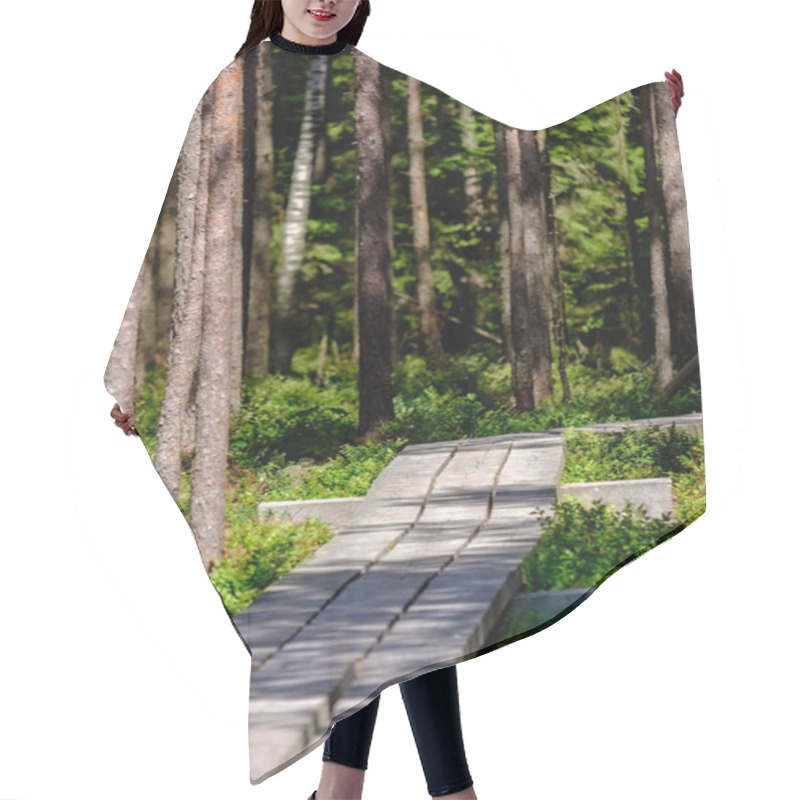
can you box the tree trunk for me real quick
[614,96,651,351]
[538,128,571,403]
[504,126,535,411]
[519,128,553,406]
[272,56,329,374]
[229,72,245,417]
[153,96,207,500]
[191,62,241,572]
[244,43,274,379]
[492,120,513,366]
[407,75,443,366]
[354,49,394,437]
[155,173,178,359]
[105,252,149,414]
[381,65,397,365]
[653,81,698,368]
[313,57,331,185]
[636,83,672,391]
[459,102,485,222]
[135,219,157,389]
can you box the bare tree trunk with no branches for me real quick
[191,63,241,572]
[407,75,442,367]
[505,126,535,411]
[354,49,394,438]
[636,83,672,391]
[153,96,207,500]
[519,128,553,406]
[653,81,698,368]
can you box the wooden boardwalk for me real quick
[235,412,703,782]
[234,431,566,782]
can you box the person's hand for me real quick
[111,403,139,436]
[665,69,684,115]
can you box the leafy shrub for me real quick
[283,441,404,500]
[560,424,704,483]
[384,385,488,443]
[229,374,358,468]
[521,496,675,592]
[209,514,333,616]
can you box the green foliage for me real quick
[209,513,333,617]
[519,425,705,593]
[560,424,704,483]
[521,496,674,592]
[385,385,487,443]
[267,441,405,502]
[131,364,168,449]
[229,374,358,468]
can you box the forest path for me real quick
[235,413,702,781]
[238,430,564,781]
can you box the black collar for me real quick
[270,31,349,55]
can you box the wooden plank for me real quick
[246,439,513,780]
[331,434,564,716]
[234,442,455,668]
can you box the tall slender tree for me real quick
[612,95,651,355]
[154,96,207,500]
[504,125,535,411]
[272,55,330,374]
[313,56,331,185]
[229,74,245,417]
[155,174,178,358]
[519,128,554,406]
[407,75,442,366]
[191,61,242,571]
[354,50,394,437]
[458,102,485,222]
[635,83,672,390]
[105,250,149,416]
[538,128,571,402]
[381,65,398,364]
[492,119,513,366]
[653,81,697,368]
[244,43,275,378]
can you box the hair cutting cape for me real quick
[105,35,705,785]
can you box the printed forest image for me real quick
[106,43,704,776]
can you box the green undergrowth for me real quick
[495,425,706,642]
[132,350,703,618]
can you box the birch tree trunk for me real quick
[154,96,207,500]
[272,56,329,374]
[636,83,672,391]
[191,63,240,572]
[653,81,698,368]
[407,75,442,367]
[354,49,394,437]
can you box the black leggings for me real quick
[322,664,474,797]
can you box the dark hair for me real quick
[235,1,371,60]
